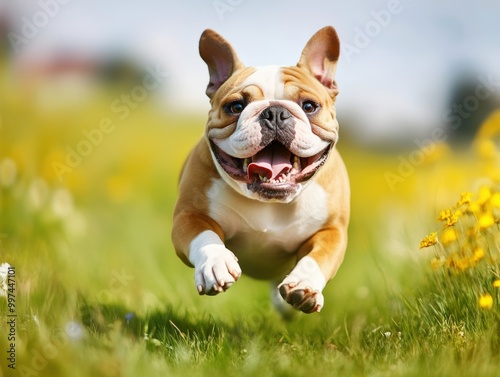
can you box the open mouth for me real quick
[210,140,331,199]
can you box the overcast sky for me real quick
[3,0,500,142]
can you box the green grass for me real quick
[1,73,500,377]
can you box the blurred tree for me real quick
[99,55,147,90]
[0,14,10,59]
[446,70,500,146]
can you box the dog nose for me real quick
[259,106,292,130]
[259,105,296,147]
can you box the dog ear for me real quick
[298,26,340,94]
[199,29,245,99]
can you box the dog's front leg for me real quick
[172,213,242,296]
[278,226,347,313]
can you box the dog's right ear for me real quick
[199,29,245,99]
[298,26,340,96]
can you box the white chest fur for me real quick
[207,179,329,255]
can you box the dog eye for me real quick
[302,100,318,114]
[225,100,246,115]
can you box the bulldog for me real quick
[172,26,350,314]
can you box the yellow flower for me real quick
[478,212,495,229]
[437,209,461,227]
[478,293,493,310]
[422,142,450,164]
[469,201,481,216]
[455,258,470,271]
[437,209,451,222]
[475,139,497,159]
[475,110,500,140]
[486,168,500,183]
[466,226,479,239]
[430,257,445,270]
[490,192,500,208]
[457,192,473,207]
[493,280,500,288]
[471,247,485,263]
[420,232,438,249]
[440,227,457,245]
[477,186,492,205]
[448,210,462,226]
[446,254,470,271]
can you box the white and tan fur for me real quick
[172,26,350,314]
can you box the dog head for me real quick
[200,26,341,203]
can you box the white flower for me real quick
[65,321,84,340]
[28,178,49,209]
[0,262,11,296]
[65,211,87,237]
[356,286,370,300]
[52,188,74,219]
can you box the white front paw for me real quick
[189,231,242,295]
[193,246,242,295]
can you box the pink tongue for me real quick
[247,144,292,180]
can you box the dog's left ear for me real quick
[298,26,340,94]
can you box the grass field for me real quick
[1,66,500,377]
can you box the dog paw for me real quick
[278,279,324,313]
[276,256,326,313]
[270,282,298,320]
[193,246,242,296]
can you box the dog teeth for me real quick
[293,156,301,171]
[242,158,249,173]
[264,173,290,184]
[256,173,292,184]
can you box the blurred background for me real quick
[0,0,499,266]
[0,0,500,338]
[0,0,500,298]
[1,0,500,143]
[1,1,500,374]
